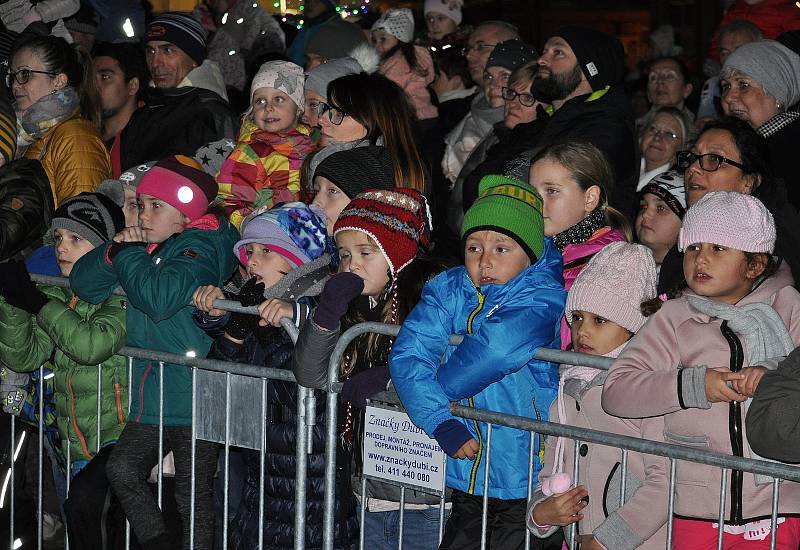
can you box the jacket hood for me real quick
[177,60,229,102]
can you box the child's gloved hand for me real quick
[313,272,364,330]
[224,278,266,341]
[0,260,48,314]
[530,485,589,527]
[341,366,390,408]
[432,419,477,458]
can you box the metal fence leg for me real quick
[126,356,133,550]
[38,365,43,550]
[293,386,310,550]
[569,440,580,549]
[438,456,448,545]
[620,449,628,507]
[223,373,231,550]
[157,362,164,510]
[190,367,197,550]
[480,424,492,550]
[359,476,366,550]
[525,431,535,550]
[717,468,728,550]
[398,486,405,549]
[258,378,266,550]
[96,365,102,454]
[9,413,14,550]
[322,390,338,550]
[65,435,70,549]
[770,478,779,550]
[666,459,675,549]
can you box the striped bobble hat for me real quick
[462,175,545,262]
[333,188,431,276]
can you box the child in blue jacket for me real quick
[70,155,239,550]
[390,175,566,549]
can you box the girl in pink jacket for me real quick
[603,191,800,549]
[528,242,669,550]
[529,142,631,349]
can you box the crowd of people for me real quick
[0,0,796,549]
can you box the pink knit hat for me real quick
[136,155,218,222]
[678,191,775,254]
[566,242,657,333]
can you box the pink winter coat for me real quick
[529,371,669,549]
[560,227,627,349]
[380,46,438,121]
[602,265,800,523]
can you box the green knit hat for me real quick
[462,175,545,261]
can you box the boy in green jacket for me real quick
[70,156,238,550]
[0,192,128,546]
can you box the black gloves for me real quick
[0,260,48,315]
[224,278,266,341]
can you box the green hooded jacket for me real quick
[70,216,239,427]
[0,285,127,468]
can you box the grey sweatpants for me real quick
[106,422,219,549]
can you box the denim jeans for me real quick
[362,506,448,550]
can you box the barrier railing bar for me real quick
[293,385,309,550]
[223,372,231,549]
[620,449,628,507]
[770,478,779,550]
[666,459,676,548]
[452,405,800,482]
[126,356,133,550]
[359,476,366,550]
[258,378,266,550]
[569,439,579,548]
[190,367,197,550]
[717,468,727,550]
[157,361,164,510]
[9,414,14,550]
[525,431,534,550]
[480,424,492,550]
[37,364,43,550]
[398,486,406,550]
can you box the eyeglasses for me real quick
[5,68,57,87]
[648,70,680,84]
[501,87,536,107]
[462,43,497,57]
[644,125,680,142]
[676,151,746,172]
[317,102,346,125]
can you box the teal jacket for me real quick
[70,216,238,427]
[0,286,127,470]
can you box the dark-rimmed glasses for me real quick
[317,102,346,125]
[5,69,57,87]
[462,43,497,57]
[501,86,536,107]
[676,151,746,172]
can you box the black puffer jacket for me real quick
[119,85,238,169]
[0,158,54,260]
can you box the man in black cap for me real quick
[520,27,638,220]
[114,12,238,173]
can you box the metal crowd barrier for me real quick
[4,277,799,550]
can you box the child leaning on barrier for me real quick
[69,155,239,550]
[390,175,566,550]
[0,193,129,547]
[602,192,800,550]
[292,189,449,550]
[191,202,338,550]
[528,242,669,550]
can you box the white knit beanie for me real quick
[566,242,658,333]
[424,0,463,26]
[372,8,415,44]
[678,191,776,253]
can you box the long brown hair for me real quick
[531,141,632,241]
[328,73,426,193]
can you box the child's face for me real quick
[372,30,399,56]
[635,193,681,263]
[465,230,530,287]
[336,230,391,297]
[302,89,325,130]
[683,243,766,304]
[251,87,300,134]
[570,310,632,355]
[244,243,293,288]
[530,158,600,236]
[54,228,95,277]
[123,187,139,227]
[137,193,188,244]
[312,176,351,233]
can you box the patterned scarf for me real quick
[756,109,800,139]
[16,88,80,153]
[552,207,606,252]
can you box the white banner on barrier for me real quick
[363,405,447,494]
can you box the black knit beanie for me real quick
[486,39,537,72]
[556,26,625,91]
[315,145,396,199]
[52,192,125,247]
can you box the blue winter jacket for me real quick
[389,238,565,500]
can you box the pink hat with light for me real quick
[136,155,218,221]
[678,191,775,254]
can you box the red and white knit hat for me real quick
[136,155,218,221]
[678,191,775,254]
[333,188,431,276]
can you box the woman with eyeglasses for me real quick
[656,116,800,295]
[9,34,109,207]
[720,39,800,210]
[637,106,695,191]
[316,73,428,196]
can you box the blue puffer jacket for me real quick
[390,238,565,500]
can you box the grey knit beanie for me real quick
[722,40,800,109]
[305,57,363,98]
